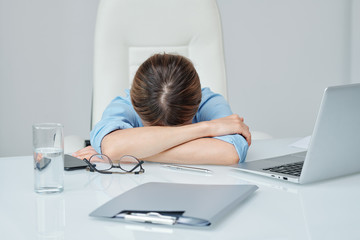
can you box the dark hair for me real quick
[131,53,202,126]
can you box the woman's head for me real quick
[131,53,202,126]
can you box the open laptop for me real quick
[232,83,360,184]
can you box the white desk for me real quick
[1,138,360,240]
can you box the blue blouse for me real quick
[90,88,248,163]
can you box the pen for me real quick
[161,164,213,174]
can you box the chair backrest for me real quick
[92,0,227,128]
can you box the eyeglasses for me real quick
[83,154,145,174]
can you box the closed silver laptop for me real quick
[232,83,360,184]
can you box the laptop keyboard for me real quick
[263,161,304,177]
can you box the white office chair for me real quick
[64,0,270,154]
[92,0,228,128]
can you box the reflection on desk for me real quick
[1,138,359,240]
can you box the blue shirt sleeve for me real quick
[90,88,248,162]
[90,90,143,154]
[195,88,249,163]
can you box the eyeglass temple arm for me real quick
[127,160,144,173]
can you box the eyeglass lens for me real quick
[119,155,141,172]
[89,154,112,171]
[89,154,142,173]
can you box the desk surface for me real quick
[1,138,360,240]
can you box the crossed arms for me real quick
[74,114,251,165]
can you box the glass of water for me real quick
[33,123,64,194]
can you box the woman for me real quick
[74,53,251,165]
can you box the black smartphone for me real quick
[64,154,88,171]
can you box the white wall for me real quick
[0,0,357,157]
[351,0,360,83]
[219,0,354,138]
[0,0,99,157]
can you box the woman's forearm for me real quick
[143,138,239,165]
[101,122,210,159]
[100,114,249,163]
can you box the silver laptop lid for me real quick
[300,83,360,183]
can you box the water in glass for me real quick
[34,147,64,194]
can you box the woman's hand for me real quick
[72,146,99,160]
[206,114,251,146]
